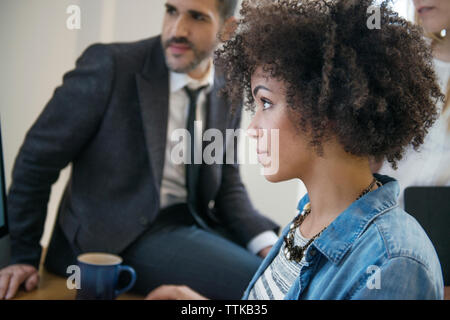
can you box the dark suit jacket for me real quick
[7,36,279,268]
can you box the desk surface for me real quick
[12,257,450,300]
[14,267,450,300]
[14,267,144,300]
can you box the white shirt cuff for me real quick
[247,231,279,255]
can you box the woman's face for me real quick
[413,0,450,33]
[247,67,314,183]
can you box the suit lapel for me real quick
[136,40,169,193]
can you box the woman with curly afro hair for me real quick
[146,0,444,300]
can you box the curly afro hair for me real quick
[214,0,444,169]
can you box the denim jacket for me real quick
[242,174,444,300]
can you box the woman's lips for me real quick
[417,6,435,16]
[169,44,191,55]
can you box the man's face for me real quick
[161,0,223,75]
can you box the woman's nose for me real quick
[247,118,263,139]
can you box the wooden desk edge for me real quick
[14,267,144,300]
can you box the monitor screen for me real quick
[0,154,4,229]
[0,124,7,233]
[0,121,10,268]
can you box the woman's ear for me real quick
[219,17,238,42]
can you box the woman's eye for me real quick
[261,99,273,110]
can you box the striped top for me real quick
[248,225,310,300]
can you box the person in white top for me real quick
[378,0,450,207]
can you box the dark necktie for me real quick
[184,86,209,229]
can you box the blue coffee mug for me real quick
[76,253,137,300]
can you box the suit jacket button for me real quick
[208,200,215,210]
[139,217,149,226]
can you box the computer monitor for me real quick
[0,121,11,269]
[404,187,450,286]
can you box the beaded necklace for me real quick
[283,178,382,262]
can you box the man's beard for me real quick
[163,37,212,74]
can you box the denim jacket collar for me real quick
[300,174,400,265]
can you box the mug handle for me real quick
[114,265,137,298]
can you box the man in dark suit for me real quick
[0,0,279,300]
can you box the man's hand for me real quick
[145,285,208,300]
[0,264,39,300]
[258,246,273,258]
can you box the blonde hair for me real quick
[415,12,450,114]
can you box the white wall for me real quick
[0,0,302,248]
[0,0,82,247]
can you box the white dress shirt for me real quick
[159,61,277,254]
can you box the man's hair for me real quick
[216,0,238,20]
[215,0,444,169]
